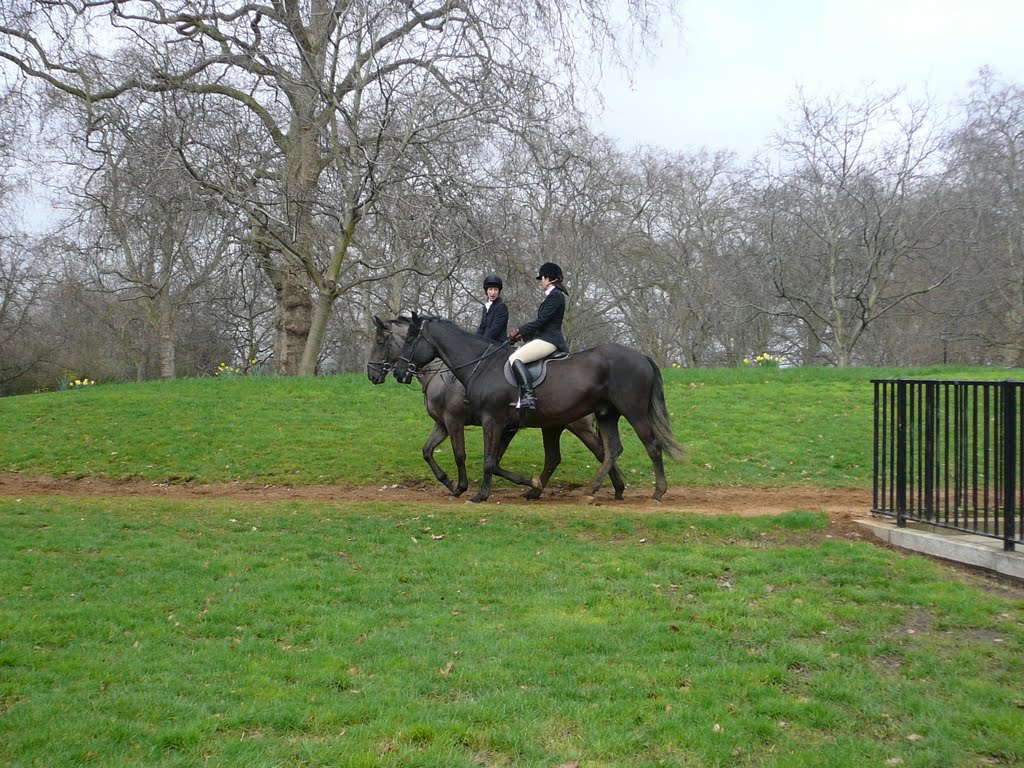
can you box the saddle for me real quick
[502,352,569,388]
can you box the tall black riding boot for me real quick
[511,360,537,410]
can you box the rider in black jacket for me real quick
[476,274,508,343]
[507,262,568,409]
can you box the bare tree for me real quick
[615,147,755,366]
[53,88,238,378]
[2,0,670,375]
[0,241,51,393]
[202,245,276,373]
[751,89,955,366]
[944,68,1024,365]
[0,82,50,393]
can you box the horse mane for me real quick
[413,314,502,364]
[423,316,492,344]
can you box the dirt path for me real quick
[0,472,872,533]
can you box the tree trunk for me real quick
[301,296,332,375]
[271,265,313,377]
[157,287,176,379]
[252,233,314,377]
[298,215,357,376]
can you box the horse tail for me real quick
[646,357,685,462]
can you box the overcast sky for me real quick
[591,0,1024,157]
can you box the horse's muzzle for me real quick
[366,361,391,385]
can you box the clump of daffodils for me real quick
[742,353,782,369]
[59,371,95,390]
[216,362,243,377]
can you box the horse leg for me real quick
[469,419,506,503]
[589,412,624,495]
[491,426,542,490]
[518,427,563,500]
[625,416,669,501]
[567,417,627,500]
[445,417,470,497]
[421,421,457,495]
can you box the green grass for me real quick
[2,497,1022,767]
[3,365,1024,766]
[3,364,1020,490]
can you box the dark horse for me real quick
[368,316,626,500]
[392,312,683,503]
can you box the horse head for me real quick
[366,316,411,384]
[393,311,439,384]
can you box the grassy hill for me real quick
[4,365,1024,768]
[3,364,1017,489]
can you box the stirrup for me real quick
[515,393,537,410]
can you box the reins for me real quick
[397,319,508,383]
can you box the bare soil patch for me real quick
[0,471,870,527]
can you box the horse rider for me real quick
[476,273,509,342]
[506,262,569,410]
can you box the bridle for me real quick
[367,338,393,378]
[366,356,392,377]
[395,324,431,380]
[367,323,406,379]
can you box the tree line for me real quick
[1,2,1022,395]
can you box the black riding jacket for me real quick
[476,296,508,342]
[518,287,569,353]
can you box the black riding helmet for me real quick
[483,273,503,290]
[535,262,563,282]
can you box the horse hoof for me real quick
[522,488,541,500]
[468,494,488,504]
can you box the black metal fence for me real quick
[873,379,1023,552]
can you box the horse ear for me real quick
[411,310,421,326]
[373,315,386,330]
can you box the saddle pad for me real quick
[503,352,569,388]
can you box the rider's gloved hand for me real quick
[507,330,522,343]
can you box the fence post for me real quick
[897,380,907,528]
[924,381,936,520]
[1003,380,1017,552]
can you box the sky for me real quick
[591,0,1024,157]
[14,0,1023,231]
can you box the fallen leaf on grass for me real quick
[439,661,454,676]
